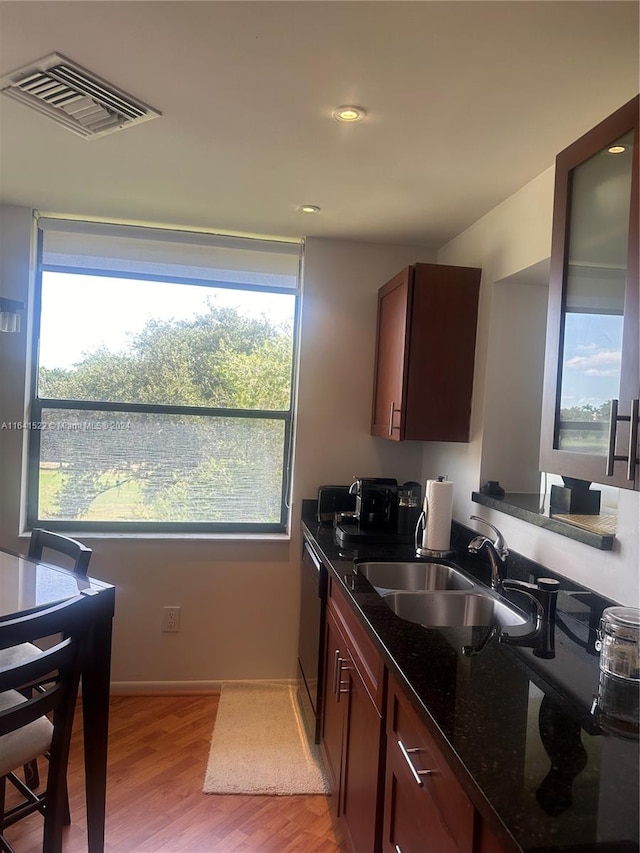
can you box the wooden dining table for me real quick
[0,545,116,853]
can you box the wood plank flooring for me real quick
[4,695,344,852]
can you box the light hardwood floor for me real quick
[5,695,344,853]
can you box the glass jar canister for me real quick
[596,606,640,681]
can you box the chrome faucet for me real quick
[468,516,508,592]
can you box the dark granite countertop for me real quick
[301,504,639,853]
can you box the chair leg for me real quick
[62,777,70,826]
[42,776,67,853]
[23,760,40,789]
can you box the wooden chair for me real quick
[27,529,92,577]
[0,594,89,853]
[10,530,92,790]
[2,530,92,668]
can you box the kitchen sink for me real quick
[380,590,527,628]
[355,561,475,592]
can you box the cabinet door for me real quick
[323,579,386,853]
[383,678,475,853]
[370,263,481,442]
[404,263,480,442]
[540,96,639,489]
[371,268,412,440]
[321,609,348,805]
[341,661,384,853]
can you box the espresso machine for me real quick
[333,478,420,545]
[350,478,397,529]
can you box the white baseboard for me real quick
[109,677,298,696]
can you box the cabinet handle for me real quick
[627,399,639,482]
[336,657,351,702]
[397,739,433,787]
[388,402,401,436]
[332,649,341,696]
[395,846,403,853]
[606,398,639,480]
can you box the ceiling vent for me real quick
[0,53,161,139]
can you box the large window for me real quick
[27,218,301,533]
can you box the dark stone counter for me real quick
[301,503,639,853]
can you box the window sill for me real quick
[19,531,292,543]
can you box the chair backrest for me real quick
[0,595,90,846]
[28,529,92,577]
[0,594,89,727]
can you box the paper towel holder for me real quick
[414,510,454,558]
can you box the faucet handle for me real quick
[469,515,508,559]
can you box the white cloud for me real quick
[585,368,618,377]
[565,350,621,370]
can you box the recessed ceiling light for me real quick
[332,105,366,123]
[608,144,629,154]
[297,205,321,214]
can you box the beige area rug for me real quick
[203,681,329,796]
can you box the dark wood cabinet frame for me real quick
[540,95,639,490]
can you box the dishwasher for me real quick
[297,537,328,744]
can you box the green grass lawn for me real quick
[38,468,63,517]
[39,468,151,520]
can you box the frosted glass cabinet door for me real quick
[541,96,639,490]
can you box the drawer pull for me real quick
[395,846,403,853]
[398,739,433,787]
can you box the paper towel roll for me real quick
[421,479,454,553]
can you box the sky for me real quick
[560,312,623,410]
[39,272,295,369]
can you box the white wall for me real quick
[294,237,436,498]
[482,267,548,492]
[0,207,435,690]
[429,171,640,606]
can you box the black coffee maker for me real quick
[348,478,398,531]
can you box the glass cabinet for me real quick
[540,96,639,490]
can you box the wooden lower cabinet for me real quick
[383,675,475,853]
[321,580,385,853]
[476,819,510,853]
[320,581,510,853]
[321,611,347,799]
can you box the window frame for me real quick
[26,226,300,534]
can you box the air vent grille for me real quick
[0,53,160,138]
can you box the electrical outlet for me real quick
[162,605,181,633]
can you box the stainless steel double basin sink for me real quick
[355,561,526,629]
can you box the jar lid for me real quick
[601,606,640,640]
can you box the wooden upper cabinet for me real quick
[371,263,481,442]
[540,95,639,490]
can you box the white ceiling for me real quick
[0,1,638,248]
